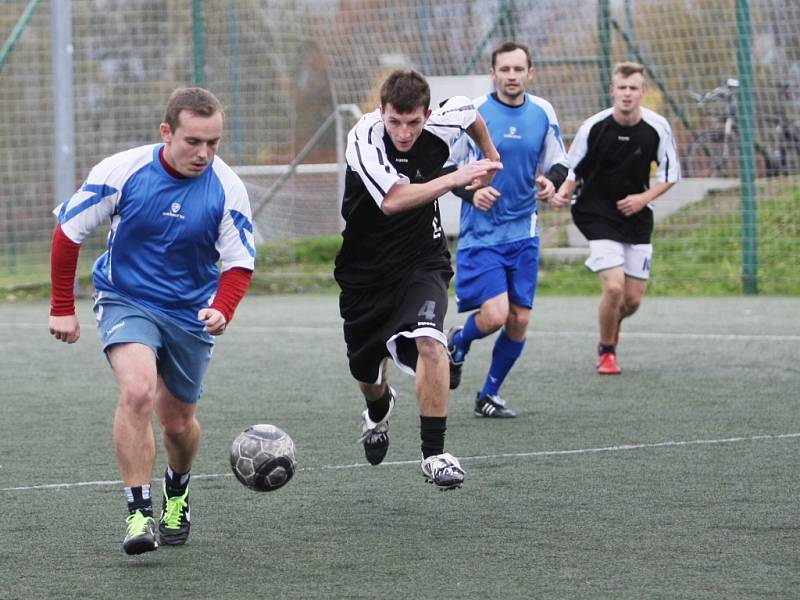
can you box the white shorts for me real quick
[585,239,653,280]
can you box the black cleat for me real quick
[357,389,395,465]
[123,510,158,555]
[474,393,517,418]
[447,326,464,390]
[158,483,191,545]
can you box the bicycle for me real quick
[763,81,800,176]
[685,78,770,178]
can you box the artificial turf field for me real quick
[1,295,798,599]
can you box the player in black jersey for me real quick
[553,62,680,375]
[334,69,501,488]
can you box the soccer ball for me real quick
[230,424,297,492]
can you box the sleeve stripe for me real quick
[354,140,388,197]
[229,209,256,258]
[59,183,118,224]
[425,122,467,130]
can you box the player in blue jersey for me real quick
[553,62,680,374]
[446,42,569,417]
[48,87,255,555]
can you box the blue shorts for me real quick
[455,238,540,313]
[93,291,214,403]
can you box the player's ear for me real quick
[424,108,432,121]
[159,122,172,143]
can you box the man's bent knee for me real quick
[506,306,530,338]
[416,336,447,361]
[118,382,156,416]
[160,415,197,438]
[602,281,624,302]
[620,298,641,318]
[478,299,509,333]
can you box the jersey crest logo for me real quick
[504,126,521,140]
[162,201,185,220]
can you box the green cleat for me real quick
[158,483,191,545]
[123,510,158,555]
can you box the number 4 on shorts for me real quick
[417,300,436,321]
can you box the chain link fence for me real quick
[1,0,798,292]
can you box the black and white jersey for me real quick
[334,97,477,290]
[567,107,680,244]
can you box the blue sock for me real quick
[480,329,525,397]
[453,312,486,362]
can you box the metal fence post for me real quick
[597,0,612,109]
[192,0,205,87]
[736,0,758,294]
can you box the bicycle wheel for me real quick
[774,126,800,175]
[686,130,738,177]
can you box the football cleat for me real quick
[123,510,158,555]
[446,326,465,390]
[357,388,396,465]
[420,452,465,490]
[158,484,191,545]
[597,351,621,375]
[474,393,517,418]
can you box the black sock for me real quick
[125,484,153,517]
[164,466,190,497]
[598,343,615,355]
[367,387,392,423]
[420,416,447,458]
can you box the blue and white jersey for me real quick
[454,93,568,249]
[55,144,255,331]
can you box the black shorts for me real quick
[339,265,452,384]
[572,206,653,244]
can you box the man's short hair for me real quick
[379,69,430,113]
[613,61,646,79]
[491,41,532,68]
[164,87,224,132]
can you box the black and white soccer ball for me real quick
[230,424,297,492]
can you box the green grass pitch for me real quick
[1,295,798,599]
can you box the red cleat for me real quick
[597,352,621,375]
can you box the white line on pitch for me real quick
[9,322,800,341]
[224,328,800,341]
[2,432,798,492]
[534,331,800,342]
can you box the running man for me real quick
[335,69,501,488]
[447,41,569,417]
[49,87,255,554]
[553,62,680,374]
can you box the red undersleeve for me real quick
[210,267,253,324]
[50,225,81,316]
